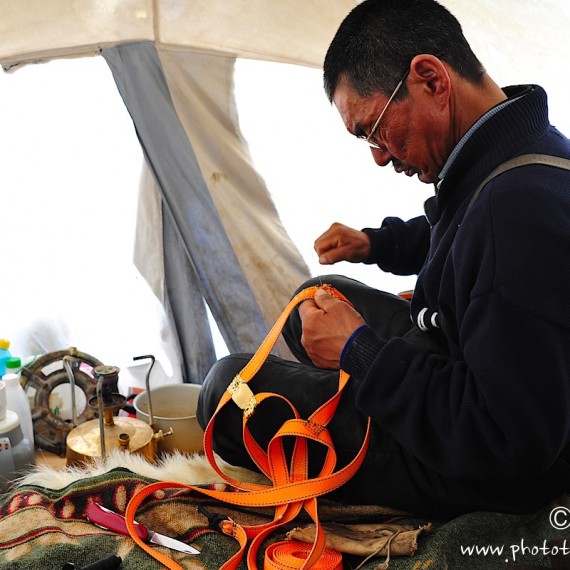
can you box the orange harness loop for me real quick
[264,541,343,570]
[125,285,371,569]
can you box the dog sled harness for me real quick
[124,284,370,569]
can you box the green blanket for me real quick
[0,467,568,569]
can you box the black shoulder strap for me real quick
[466,153,570,212]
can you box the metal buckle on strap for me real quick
[306,420,325,435]
[227,374,257,418]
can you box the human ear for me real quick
[408,54,450,101]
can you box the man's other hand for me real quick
[314,222,371,265]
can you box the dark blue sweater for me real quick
[343,85,570,485]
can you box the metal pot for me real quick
[133,384,204,455]
[65,363,161,466]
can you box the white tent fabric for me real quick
[103,41,309,381]
[0,0,355,70]
[157,46,311,354]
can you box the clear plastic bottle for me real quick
[3,370,34,446]
[0,339,11,378]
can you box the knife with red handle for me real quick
[87,502,200,555]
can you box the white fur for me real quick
[16,451,268,490]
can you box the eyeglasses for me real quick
[358,67,410,149]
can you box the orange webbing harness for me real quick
[124,284,371,569]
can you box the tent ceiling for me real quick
[0,0,357,70]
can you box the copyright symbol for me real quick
[550,506,570,530]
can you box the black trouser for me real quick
[197,276,568,519]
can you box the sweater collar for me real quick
[424,85,549,224]
[437,96,521,186]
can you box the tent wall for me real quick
[156,47,311,344]
[103,42,310,381]
[0,0,356,70]
[0,0,154,69]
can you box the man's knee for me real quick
[291,274,365,297]
[197,354,251,429]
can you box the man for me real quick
[198,0,570,518]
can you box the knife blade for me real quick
[87,502,200,555]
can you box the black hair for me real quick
[323,0,486,102]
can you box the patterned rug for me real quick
[0,452,568,569]
[0,452,418,569]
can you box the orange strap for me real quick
[264,541,343,570]
[125,284,371,569]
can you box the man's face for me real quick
[332,75,449,184]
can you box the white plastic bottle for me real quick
[3,369,34,446]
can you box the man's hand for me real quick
[298,288,366,369]
[314,222,371,265]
